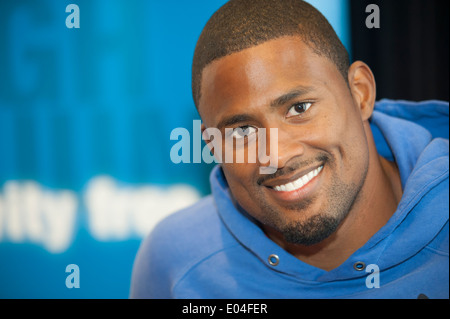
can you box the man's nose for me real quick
[274,127,306,169]
[258,126,305,173]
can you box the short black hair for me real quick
[192,0,350,109]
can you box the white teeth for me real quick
[285,182,295,192]
[272,165,323,192]
[293,179,303,189]
[301,174,309,185]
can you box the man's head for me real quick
[193,0,377,246]
[192,0,350,109]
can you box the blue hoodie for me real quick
[130,99,449,299]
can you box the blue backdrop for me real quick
[0,0,350,298]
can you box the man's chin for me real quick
[278,213,343,246]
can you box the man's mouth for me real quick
[271,165,323,192]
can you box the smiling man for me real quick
[198,35,402,271]
[131,0,449,299]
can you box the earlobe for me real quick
[348,61,376,121]
[201,123,207,137]
[201,123,211,145]
[201,123,215,155]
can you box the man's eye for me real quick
[286,102,312,118]
[231,126,257,139]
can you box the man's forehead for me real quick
[197,36,338,123]
[201,36,311,76]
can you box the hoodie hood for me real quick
[367,100,449,270]
[211,99,449,282]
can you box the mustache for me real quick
[257,153,329,185]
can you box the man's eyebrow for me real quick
[270,86,315,108]
[215,86,315,129]
[216,114,254,130]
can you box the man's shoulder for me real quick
[374,99,449,141]
[130,194,235,298]
[142,194,232,256]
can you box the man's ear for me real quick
[201,122,208,141]
[347,61,376,121]
[201,123,214,155]
[202,123,224,163]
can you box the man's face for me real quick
[198,37,371,246]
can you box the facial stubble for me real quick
[259,154,368,246]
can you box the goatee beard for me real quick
[281,213,343,246]
[262,157,367,246]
